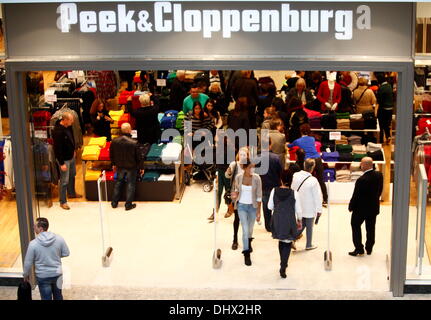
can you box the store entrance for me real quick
[12,66,410,293]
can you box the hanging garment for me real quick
[88,71,118,100]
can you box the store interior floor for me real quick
[7,180,427,293]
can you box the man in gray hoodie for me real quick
[23,217,70,300]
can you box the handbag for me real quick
[17,281,32,301]
[227,162,238,202]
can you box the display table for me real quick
[82,150,185,202]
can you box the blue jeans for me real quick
[59,158,76,204]
[237,203,257,252]
[112,168,137,208]
[298,217,315,248]
[36,276,63,300]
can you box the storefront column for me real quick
[390,63,415,297]
[5,67,36,270]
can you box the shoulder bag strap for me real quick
[355,88,368,105]
[297,175,311,192]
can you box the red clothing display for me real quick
[105,171,115,181]
[118,114,131,128]
[417,118,431,135]
[289,146,300,160]
[98,142,111,161]
[118,90,135,104]
[317,81,341,111]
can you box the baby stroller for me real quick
[184,139,217,192]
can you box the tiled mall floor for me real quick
[1,182,430,299]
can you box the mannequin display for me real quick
[317,72,341,112]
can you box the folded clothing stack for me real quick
[289,146,300,160]
[105,171,115,181]
[335,135,349,145]
[161,142,183,162]
[109,110,125,127]
[337,119,350,129]
[336,112,350,119]
[142,170,161,182]
[350,163,361,171]
[352,145,367,155]
[351,171,363,181]
[367,142,382,153]
[118,114,131,128]
[321,143,335,152]
[350,114,363,120]
[336,169,351,182]
[322,151,340,162]
[338,153,353,162]
[350,118,365,130]
[304,108,322,119]
[348,135,362,145]
[315,141,322,153]
[323,169,336,182]
[353,153,367,162]
[88,137,107,148]
[85,170,102,181]
[362,111,377,129]
[309,116,321,129]
[321,113,337,129]
[146,143,167,161]
[158,113,164,123]
[82,145,101,160]
[118,90,135,104]
[361,134,377,146]
[336,144,353,153]
[158,174,175,181]
[367,150,384,161]
[98,142,111,161]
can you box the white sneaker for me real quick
[306,245,318,250]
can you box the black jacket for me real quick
[227,111,250,132]
[232,78,259,107]
[169,78,188,111]
[52,121,75,165]
[110,134,142,170]
[271,187,299,241]
[349,169,383,217]
[127,101,161,145]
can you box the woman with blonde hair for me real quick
[231,160,262,266]
[223,146,250,250]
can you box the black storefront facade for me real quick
[0,1,418,297]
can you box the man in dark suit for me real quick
[348,157,383,256]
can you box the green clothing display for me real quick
[353,153,367,162]
[146,143,167,161]
[336,144,353,153]
[336,112,350,119]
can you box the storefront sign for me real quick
[57,2,371,40]
[4,2,413,58]
[329,131,341,140]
